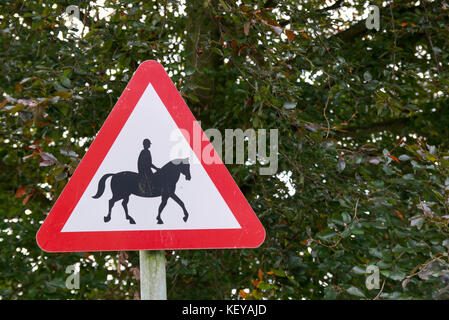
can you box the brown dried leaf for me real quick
[244,22,250,36]
[15,186,28,198]
[285,29,295,40]
[238,289,248,299]
[22,193,32,206]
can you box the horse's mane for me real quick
[158,158,188,175]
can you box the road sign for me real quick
[36,60,265,252]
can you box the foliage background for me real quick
[1,0,449,299]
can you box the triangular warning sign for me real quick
[36,60,265,252]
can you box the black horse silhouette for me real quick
[92,158,191,225]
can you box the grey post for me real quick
[139,250,167,300]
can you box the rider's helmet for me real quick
[143,139,152,149]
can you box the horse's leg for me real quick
[170,193,189,222]
[104,198,116,223]
[122,196,136,225]
[156,194,168,224]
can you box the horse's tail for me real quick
[92,173,115,199]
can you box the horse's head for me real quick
[173,158,191,181]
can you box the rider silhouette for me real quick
[138,139,160,193]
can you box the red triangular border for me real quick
[36,60,265,252]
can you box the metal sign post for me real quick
[139,250,167,300]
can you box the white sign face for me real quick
[62,84,241,232]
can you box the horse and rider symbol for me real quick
[92,138,191,225]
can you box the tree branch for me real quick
[317,0,344,13]
[333,117,412,138]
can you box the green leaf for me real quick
[363,71,372,81]
[60,76,71,88]
[337,159,346,172]
[317,229,337,241]
[346,286,366,298]
[351,266,367,275]
[369,248,383,259]
[384,271,406,281]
